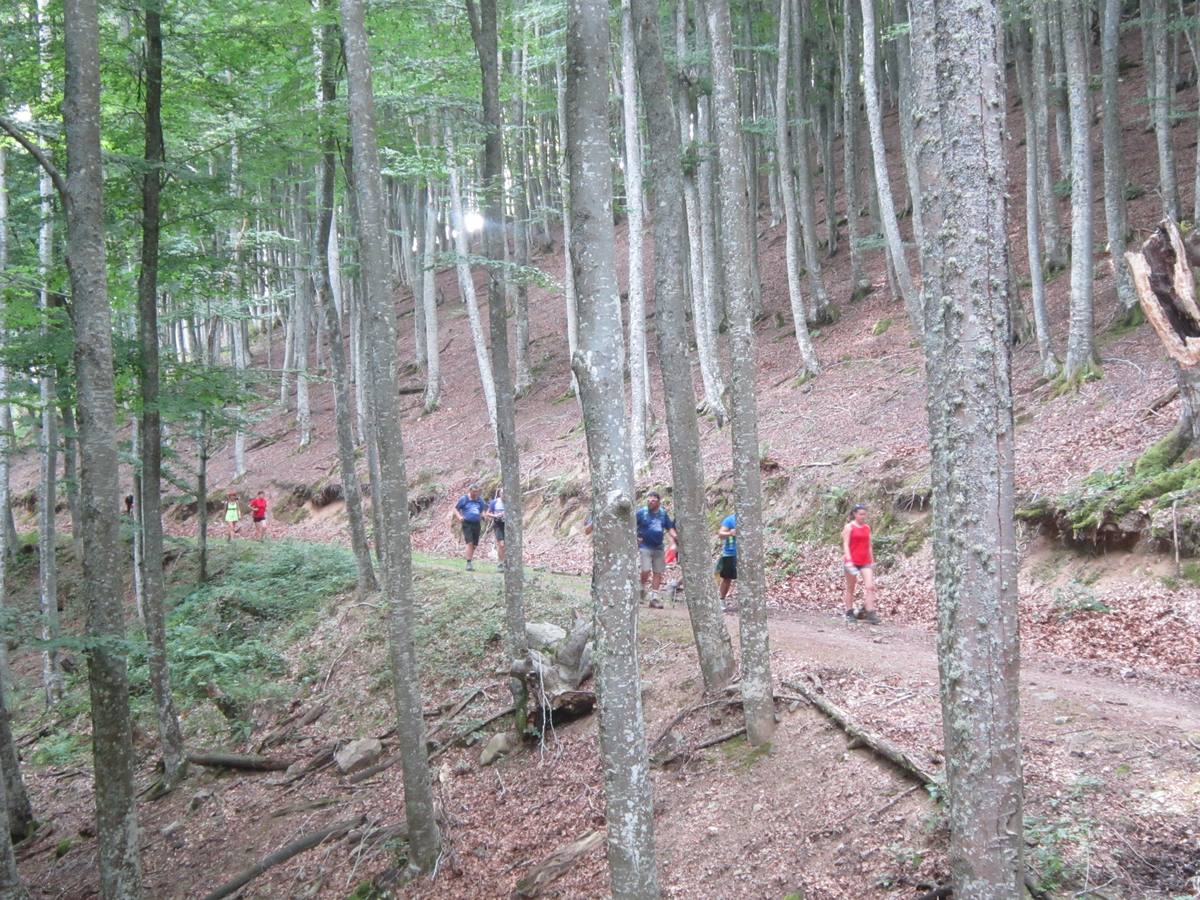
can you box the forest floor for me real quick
[10,547,1199,899]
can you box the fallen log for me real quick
[187,752,294,772]
[782,679,942,789]
[257,702,327,752]
[427,686,484,741]
[512,829,605,898]
[200,815,365,900]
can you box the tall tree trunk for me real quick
[294,188,313,447]
[316,0,376,595]
[1101,0,1138,314]
[197,417,209,583]
[675,4,727,423]
[860,0,921,334]
[509,9,534,398]
[421,183,440,414]
[631,0,737,692]
[1015,21,1061,377]
[775,0,821,374]
[841,0,868,295]
[789,0,832,322]
[412,185,428,378]
[1151,0,1181,220]
[891,0,925,260]
[910,0,1025,893]
[36,400,62,708]
[706,0,776,747]
[554,57,583,405]
[446,128,498,433]
[564,1,661,892]
[64,0,146,891]
[1063,0,1097,380]
[1032,4,1069,270]
[60,403,81,556]
[1049,6,1072,184]
[340,0,441,869]
[0,148,34,845]
[468,0,531,735]
[621,0,650,472]
[137,1,187,793]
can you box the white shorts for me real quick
[640,547,666,574]
[844,562,873,576]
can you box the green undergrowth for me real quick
[128,539,359,728]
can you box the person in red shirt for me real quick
[249,491,268,541]
[842,504,879,624]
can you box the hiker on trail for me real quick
[224,491,242,542]
[455,484,488,571]
[249,491,268,542]
[717,513,738,605]
[842,504,880,624]
[636,491,676,609]
[124,493,134,517]
[485,487,506,570]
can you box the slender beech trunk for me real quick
[294,190,313,447]
[412,185,428,377]
[446,129,498,433]
[0,150,34,845]
[60,403,81,554]
[421,183,440,413]
[909,0,1025,892]
[555,57,583,405]
[565,0,661,892]
[1016,22,1061,377]
[891,0,925,259]
[706,0,776,747]
[631,0,737,692]
[789,0,832,322]
[1063,0,1097,380]
[317,1,376,594]
[621,0,649,471]
[775,0,820,374]
[509,10,534,398]
[1152,0,1181,220]
[860,0,920,334]
[64,0,145,891]
[1032,4,1069,270]
[137,2,186,793]
[1049,6,1072,182]
[36,400,62,708]
[468,0,530,735]
[340,0,441,869]
[1100,0,1137,313]
[841,0,868,294]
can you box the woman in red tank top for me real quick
[841,505,880,624]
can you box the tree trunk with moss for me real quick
[910,0,1026,894]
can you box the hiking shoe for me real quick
[844,609,858,622]
[496,561,506,572]
[863,611,881,625]
[465,560,474,572]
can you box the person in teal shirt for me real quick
[717,513,737,602]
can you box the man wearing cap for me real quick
[454,483,488,571]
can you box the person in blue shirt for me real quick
[454,484,487,571]
[484,487,506,571]
[717,513,737,603]
[636,491,676,608]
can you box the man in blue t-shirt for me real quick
[717,513,737,603]
[635,491,676,608]
[454,484,487,571]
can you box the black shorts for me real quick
[493,520,505,541]
[717,556,737,580]
[462,520,481,545]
